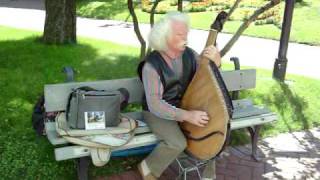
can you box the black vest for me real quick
[138,47,197,111]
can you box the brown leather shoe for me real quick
[137,161,157,180]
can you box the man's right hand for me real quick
[180,110,209,127]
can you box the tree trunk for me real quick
[128,0,146,61]
[177,0,183,12]
[43,0,76,44]
[147,0,161,54]
[220,0,280,57]
[226,0,242,20]
[150,0,161,27]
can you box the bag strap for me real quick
[65,90,75,120]
[55,112,137,166]
[56,112,137,148]
[56,112,137,136]
[90,148,111,167]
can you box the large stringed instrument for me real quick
[180,12,233,160]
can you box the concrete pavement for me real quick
[0,0,319,79]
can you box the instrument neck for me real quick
[201,29,218,65]
[205,29,218,48]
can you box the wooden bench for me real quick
[44,66,277,180]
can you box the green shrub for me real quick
[213,5,229,11]
[239,0,265,8]
[189,5,207,12]
[241,9,251,21]
[141,1,175,14]
[170,0,178,6]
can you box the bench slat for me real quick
[232,99,253,108]
[45,101,274,146]
[232,105,270,119]
[45,121,153,146]
[222,69,256,91]
[45,78,143,112]
[123,99,261,121]
[54,134,158,161]
[42,67,280,163]
[44,69,256,112]
[45,122,68,145]
[231,113,277,130]
[53,112,277,161]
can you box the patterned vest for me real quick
[138,47,197,110]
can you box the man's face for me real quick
[167,21,188,53]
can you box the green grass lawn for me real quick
[77,0,320,45]
[0,26,319,179]
[0,26,142,179]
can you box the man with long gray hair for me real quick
[137,11,221,180]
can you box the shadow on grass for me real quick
[0,35,140,179]
[243,79,310,133]
[258,81,309,132]
[277,82,309,130]
[0,35,140,128]
[295,0,312,8]
[257,81,320,179]
[229,78,311,146]
[225,74,320,178]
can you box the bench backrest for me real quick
[44,69,256,112]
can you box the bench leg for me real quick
[247,125,261,161]
[76,157,90,180]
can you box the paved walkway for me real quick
[101,128,320,180]
[1,0,320,79]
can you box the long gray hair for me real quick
[148,11,190,52]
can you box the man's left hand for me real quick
[201,45,221,67]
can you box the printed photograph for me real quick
[87,111,105,123]
[85,111,105,130]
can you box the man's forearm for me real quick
[143,63,182,121]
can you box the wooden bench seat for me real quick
[44,68,277,179]
[45,98,277,161]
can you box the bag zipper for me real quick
[82,94,118,99]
